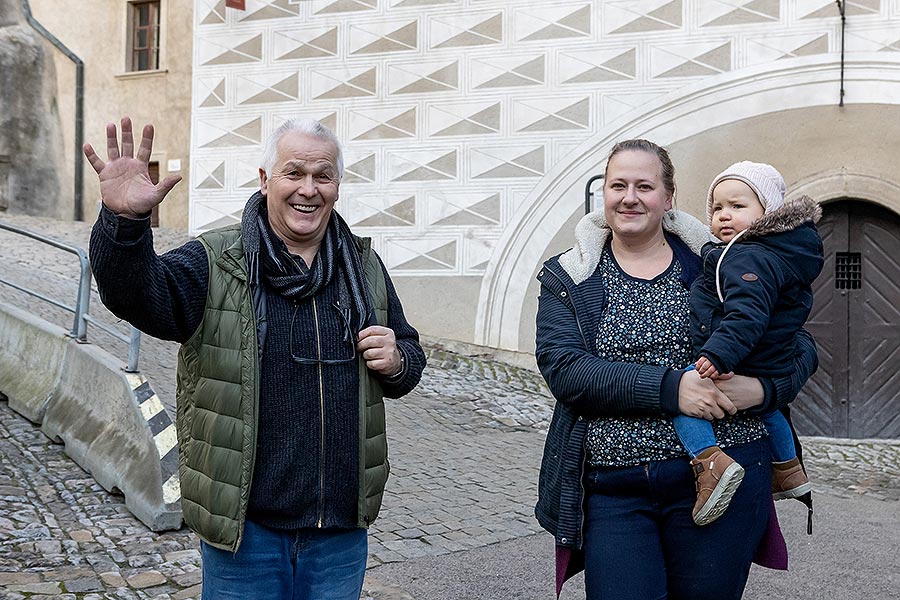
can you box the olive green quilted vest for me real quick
[175,225,389,552]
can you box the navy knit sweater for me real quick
[90,206,426,530]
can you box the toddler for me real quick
[677,161,823,526]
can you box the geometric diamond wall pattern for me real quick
[192,0,900,290]
[603,0,682,35]
[514,4,591,42]
[472,54,545,89]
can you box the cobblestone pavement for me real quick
[1,214,899,599]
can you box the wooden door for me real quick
[794,206,847,436]
[794,200,900,438]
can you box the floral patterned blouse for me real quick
[585,244,765,468]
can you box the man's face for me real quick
[259,131,340,257]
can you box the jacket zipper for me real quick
[576,456,586,549]
[312,297,325,528]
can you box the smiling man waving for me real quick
[86,117,426,600]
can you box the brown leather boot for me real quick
[690,447,745,526]
[772,457,811,500]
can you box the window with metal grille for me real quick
[835,252,862,289]
[130,1,160,72]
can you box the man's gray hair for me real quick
[260,118,344,180]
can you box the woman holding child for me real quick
[534,140,820,599]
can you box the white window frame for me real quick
[122,0,168,75]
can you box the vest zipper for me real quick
[312,297,325,528]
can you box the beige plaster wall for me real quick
[514,103,900,353]
[669,104,900,220]
[393,275,484,344]
[30,0,192,227]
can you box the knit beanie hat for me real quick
[706,161,786,224]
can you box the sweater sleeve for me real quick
[535,279,672,419]
[89,205,209,343]
[372,255,426,399]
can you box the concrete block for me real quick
[41,341,182,531]
[0,304,68,422]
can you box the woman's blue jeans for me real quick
[200,520,368,600]
[583,439,771,600]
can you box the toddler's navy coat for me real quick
[690,196,824,377]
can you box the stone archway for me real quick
[475,54,900,351]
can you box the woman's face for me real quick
[603,150,673,243]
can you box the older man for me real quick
[85,117,426,599]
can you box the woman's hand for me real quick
[678,369,737,420]
[714,374,765,411]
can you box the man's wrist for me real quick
[385,347,406,380]
[99,204,151,242]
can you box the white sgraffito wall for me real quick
[190,0,900,350]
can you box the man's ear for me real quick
[259,168,268,195]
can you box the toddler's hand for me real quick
[695,357,720,380]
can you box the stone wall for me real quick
[0,0,66,218]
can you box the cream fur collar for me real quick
[558,209,714,284]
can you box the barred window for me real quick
[835,252,862,290]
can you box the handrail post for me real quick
[125,327,142,373]
[72,248,91,342]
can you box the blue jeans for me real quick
[200,520,368,600]
[583,439,771,600]
[760,410,797,462]
[673,411,797,462]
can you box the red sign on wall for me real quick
[225,0,245,9]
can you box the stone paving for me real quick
[1,213,899,599]
[1,402,202,599]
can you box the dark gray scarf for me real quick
[241,191,375,337]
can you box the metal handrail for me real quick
[585,174,604,215]
[0,220,142,372]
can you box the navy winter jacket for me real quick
[691,196,824,377]
[534,209,819,561]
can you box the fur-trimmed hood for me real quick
[742,195,822,240]
[710,194,824,290]
[558,208,713,284]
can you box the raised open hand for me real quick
[83,117,181,218]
